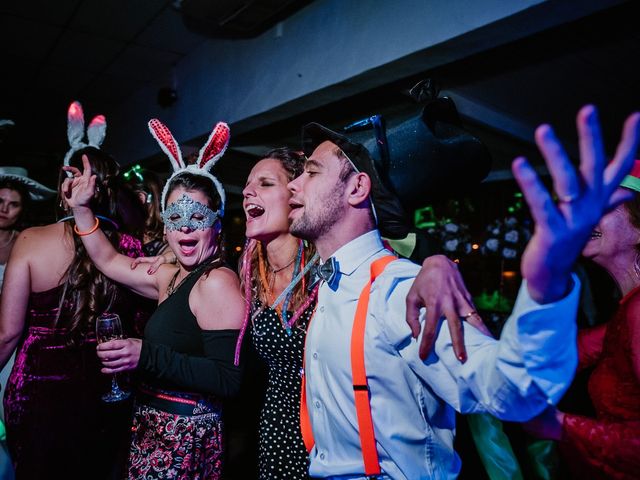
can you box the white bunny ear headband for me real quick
[148,119,230,216]
[63,101,107,177]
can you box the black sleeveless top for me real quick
[137,260,243,397]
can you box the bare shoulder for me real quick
[202,266,240,288]
[190,266,244,330]
[195,266,242,301]
[13,223,71,258]
[15,222,65,244]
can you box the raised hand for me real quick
[61,154,97,209]
[406,255,492,361]
[515,105,640,304]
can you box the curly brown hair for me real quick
[57,146,144,342]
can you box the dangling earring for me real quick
[634,252,640,279]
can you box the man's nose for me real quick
[287,177,299,194]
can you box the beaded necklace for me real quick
[257,240,304,328]
[234,239,319,366]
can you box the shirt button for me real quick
[313,352,318,359]
[319,452,325,460]
[314,400,321,409]
[319,306,325,313]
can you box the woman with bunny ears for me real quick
[64,119,245,479]
[0,102,149,479]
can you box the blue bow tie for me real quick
[310,257,339,289]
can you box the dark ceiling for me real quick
[1,0,639,208]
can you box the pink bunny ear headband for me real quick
[148,119,230,216]
[63,101,107,177]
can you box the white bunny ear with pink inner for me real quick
[87,115,107,148]
[197,122,230,172]
[148,118,184,172]
[66,101,85,153]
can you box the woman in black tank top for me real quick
[64,121,245,479]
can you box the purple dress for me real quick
[3,238,151,479]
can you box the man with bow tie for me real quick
[287,106,640,479]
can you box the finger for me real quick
[130,257,147,270]
[61,178,72,197]
[405,292,423,339]
[466,313,493,337]
[97,339,127,350]
[534,124,581,200]
[445,307,466,363]
[82,154,92,177]
[150,258,164,274]
[100,356,121,365]
[453,287,476,318]
[603,112,640,194]
[62,166,82,177]
[418,305,439,360]
[101,366,128,374]
[577,105,605,191]
[512,157,561,227]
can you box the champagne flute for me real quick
[96,313,131,402]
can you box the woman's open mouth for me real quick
[245,203,265,219]
[178,238,198,255]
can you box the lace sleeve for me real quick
[576,324,606,371]
[561,413,640,477]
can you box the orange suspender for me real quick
[300,254,397,476]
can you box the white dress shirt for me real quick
[305,230,579,479]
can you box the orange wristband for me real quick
[73,217,100,236]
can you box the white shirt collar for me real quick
[328,229,385,277]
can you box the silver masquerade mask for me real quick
[161,193,220,231]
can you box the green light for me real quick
[124,164,144,183]
[414,205,436,229]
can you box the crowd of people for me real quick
[0,99,637,480]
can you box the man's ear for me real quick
[347,172,372,207]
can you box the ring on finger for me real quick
[557,192,580,203]
[462,310,477,319]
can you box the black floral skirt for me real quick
[127,388,224,480]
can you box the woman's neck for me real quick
[264,233,299,271]
[0,228,17,246]
[603,252,640,296]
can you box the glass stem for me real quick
[111,374,121,393]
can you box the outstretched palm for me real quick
[515,105,640,303]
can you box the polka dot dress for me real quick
[252,301,313,480]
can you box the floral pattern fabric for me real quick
[127,402,224,480]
